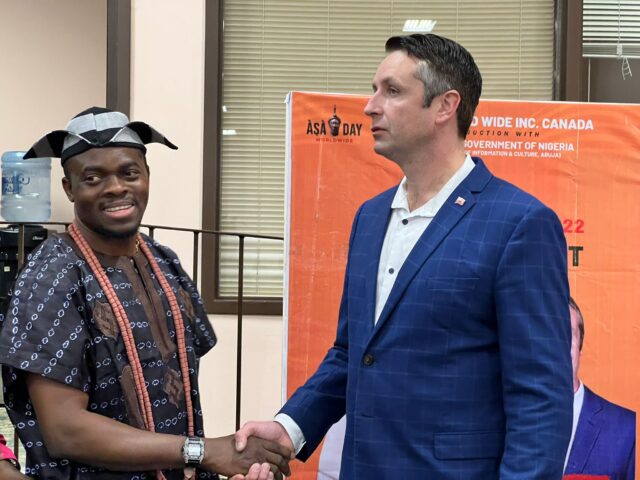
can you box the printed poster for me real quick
[285,91,640,478]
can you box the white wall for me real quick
[0,0,106,223]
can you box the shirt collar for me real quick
[391,154,475,218]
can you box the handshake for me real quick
[207,421,294,480]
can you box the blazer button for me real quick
[363,354,374,366]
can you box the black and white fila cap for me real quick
[24,106,178,164]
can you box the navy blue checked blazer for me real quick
[565,386,636,480]
[280,158,573,479]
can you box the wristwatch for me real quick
[182,436,205,467]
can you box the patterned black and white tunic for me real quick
[0,233,217,479]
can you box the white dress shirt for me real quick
[374,155,475,323]
[277,155,477,454]
[564,381,585,470]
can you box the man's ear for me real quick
[435,90,461,125]
[62,177,74,202]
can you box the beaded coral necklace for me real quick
[68,223,195,479]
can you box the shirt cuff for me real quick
[274,413,306,455]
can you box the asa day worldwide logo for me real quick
[305,104,363,144]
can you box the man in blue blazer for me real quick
[236,33,573,479]
[564,298,635,480]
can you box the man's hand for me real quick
[0,460,30,479]
[229,462,275,480]
[230,422,296,480]
[202,434,290,479]
[234,421,294,455]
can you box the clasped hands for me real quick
[225,421,294,480]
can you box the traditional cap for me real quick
[24,106,178,163]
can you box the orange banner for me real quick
[285,92,640,478]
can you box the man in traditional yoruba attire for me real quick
[0,107,290,480]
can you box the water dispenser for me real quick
[1,151,51,222]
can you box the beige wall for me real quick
[0,0,106,223]
[199,314,285,437]
[131,0,205,277]
[130,0,285,436]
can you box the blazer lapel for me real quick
[566,387,603,473]
[371,158,492,336]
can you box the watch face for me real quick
[183,437,204,465]
[187,443,202,456]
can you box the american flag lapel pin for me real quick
[454,196,466,206]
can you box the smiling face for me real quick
[62,147,149,255]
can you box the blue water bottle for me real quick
[1,151,51,223]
